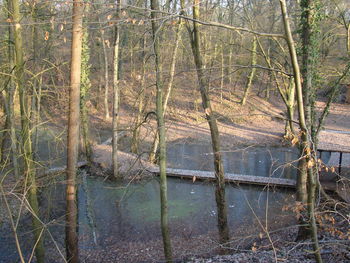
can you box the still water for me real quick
[0,145,297,262]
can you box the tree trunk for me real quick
[80,24,93,164]
[187,0,230,248]
[241,36,257,105]
[11,0,45,261]
[279,0,322,262]
[100,25,110,120]
[220,44,224,103]
[112,0,121,179]
[149,18,183,163]
[131,37,147,154]
[257,38,296,137]
[150,0,173,261]
[284,78,296,137]
[66,0,84,262]
[2,0,19,178]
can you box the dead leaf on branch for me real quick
[307,159,315,168]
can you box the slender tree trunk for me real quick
[150,0,173,261]
[0,92,9,163]
[149,19,183,163]
[80,27,93,164]
[30,0,41,156]
[11,0,45,261]
[257,38,296,137]
[66,1,84,262]
[343,24,350,102]
[241,36,257,105]
[131,37,147,154]
[2,0,19,178]
[220,44,224,103]
[112,0,121,179]
[286,78,296,136]
[188,0,230,248]
[279,1,322,262]
[100,26,110,120]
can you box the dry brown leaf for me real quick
[307,159,314,168]
[291,136,298,146]
[204,108,211,115]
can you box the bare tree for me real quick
[66,0,84,262]
[112,0,121,179]
[150,0,173,260]
[185,0,230,247]
[279,0,322,261]
[11,0,45,261]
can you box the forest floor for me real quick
[89,88,350,155]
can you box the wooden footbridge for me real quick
[148,131,350,191]
[148,167,296,188]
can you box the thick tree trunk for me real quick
[150,0,173,261]
[279,1,322,262]
[188,0,230,248]
[66,0,84,262]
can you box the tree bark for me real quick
[100,25,110,120]
[2,0,19,178]
[279,1,322,262]
[187,0,230,248]
[80,25,93,164]
[149,18,183,163]
[11,0,45,261]
[241,36,257,105]
[131,37,147,154]
[112,0,121,179]
[150,0,173,261]
[66,0,84,262]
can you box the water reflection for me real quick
[0,145,296,262]
[78,176,293,247]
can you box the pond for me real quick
[0,145,298,262]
